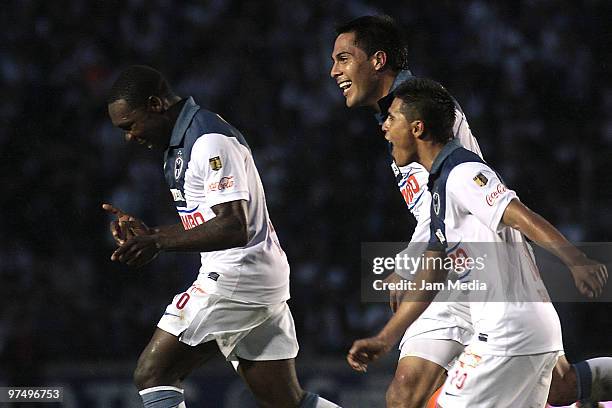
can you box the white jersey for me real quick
[427,142,563,356]
[392,107,482,279]
[391,106,482,229]
[164,97,290,304]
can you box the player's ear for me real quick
[413,120,425,139]
[373,51,387,71]
[147,96,164,113]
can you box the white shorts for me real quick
[398,302,473,370]
[157,282,299,362]
[437,345,560,408]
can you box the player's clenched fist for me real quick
[102,203,151,246]
[110,235,161,268]
[569,258,608,298]
[347,335,393,373]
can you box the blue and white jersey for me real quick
[426,141,563,356]
[164,97,289,304]
[377,70,482,236]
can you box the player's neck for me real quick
[369,71,398,112]
[417,143,445,172]
[165,96,185,125]
[380,72,396,98]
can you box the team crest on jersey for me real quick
[209,156,222,171]
[473,172,488,187]
[433,192,441,215]
[174,152,184,180]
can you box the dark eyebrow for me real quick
[333,52,351,60]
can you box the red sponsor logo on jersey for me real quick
[208,176,235,192]
[180,211,206,230]
[485,184,507,206]
[400,174,421,205]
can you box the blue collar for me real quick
[429,139,462,176]
[389,69,413,94]
[375,69,414,124]
[169,97,200,147]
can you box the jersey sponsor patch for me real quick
[171,188,185,202]
[399,174,421,206]
[473,172,488,187]
[485,184,508,206]
[208,176,235,192]
[209,156,222,171]
[177,205,216,230]
[180,211,205,230]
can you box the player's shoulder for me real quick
[433,146,484,178]
[192,132,245,156]
[189,108,251,151]
[446,155,494,189]
[446,146,483,166]
[191,108,233,133]
[449,159,491,177]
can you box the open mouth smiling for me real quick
[338,80,352,96]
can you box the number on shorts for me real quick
[449,368,468,389]
[176,293,190,309]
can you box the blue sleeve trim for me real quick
[177,205,200,214]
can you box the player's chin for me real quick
[344,92,358,108]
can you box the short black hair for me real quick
[107,65,173,108]
[394,78,456,144]
[335,15,409,72]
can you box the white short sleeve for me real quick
[447,162,517,232]
[187,133,250,207]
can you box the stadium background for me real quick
[2,0,610,406]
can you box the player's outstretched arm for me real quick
[347,250,447,372]
[110,200,248,268]
[501,199,608,297]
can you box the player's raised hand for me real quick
[347,335,393,373]
[569,258,608,298]
[102,203,151,246]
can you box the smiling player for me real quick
[104,65,340,408]
[331,15,612,407]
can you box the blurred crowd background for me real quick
[2,0,611,385]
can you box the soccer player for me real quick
[104,65,340,408]
[347,77,608,407]
[331,15,612,407]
